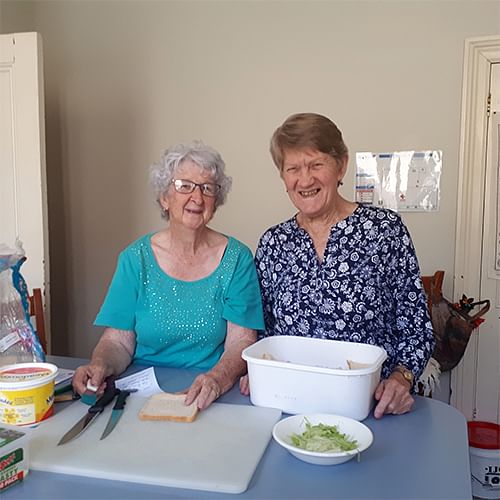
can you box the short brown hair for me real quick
[270,113,348,171]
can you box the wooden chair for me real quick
[28,288,47,353]
[421,270,445,312]
[417,270,445,397]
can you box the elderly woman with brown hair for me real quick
[74,141,263,409]
[242,113,435,419]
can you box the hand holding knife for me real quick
[58,378,119,445]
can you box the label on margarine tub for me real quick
[0,401,35,426]
[0,366,52,383]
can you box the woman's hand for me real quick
[239,374,250,396]
[72,362,113,395]
[184,373,222,410]
[184,323,257,410]
[373,372,415,418]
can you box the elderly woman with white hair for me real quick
[73,141,263,410]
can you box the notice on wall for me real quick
[355,151,442,212]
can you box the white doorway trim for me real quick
[453,35,500,418]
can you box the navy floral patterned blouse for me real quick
[255,204,435,380]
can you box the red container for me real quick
[467,421,500,499]
[468,421,500,449]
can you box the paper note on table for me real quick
[115,367,163,396]
[55,368,75,386]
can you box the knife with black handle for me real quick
[99,389,134,440]
[57,378,119,445]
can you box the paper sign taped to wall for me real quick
[355,150,442,212]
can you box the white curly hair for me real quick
[149,140,232,220]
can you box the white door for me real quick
[0,33,49,344]
[453,37,500,423]
[476,63,500,423]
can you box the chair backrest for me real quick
[28,288,47,353]
[421,270,445,312]
[418,270,445,396]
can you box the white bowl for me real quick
[272,414,373,465]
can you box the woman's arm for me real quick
[184,322,257,410]
[255,232,277,336]
[388,217,435,379]
[72,328,136,394]
[373,214,434,418]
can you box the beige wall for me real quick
[1,0,499,357]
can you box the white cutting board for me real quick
[29,396,281,494]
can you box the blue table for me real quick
[4,355,472,499]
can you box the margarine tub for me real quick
[0,363,58,426]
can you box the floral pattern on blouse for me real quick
[255,204,435,380]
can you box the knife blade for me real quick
[57,380,119,446]
[99,389,133,440]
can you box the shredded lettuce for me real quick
[290,420,358,453]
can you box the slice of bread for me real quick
[347,359,373,370]
[138,392,199,423]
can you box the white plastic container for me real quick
[242,336,387,421]
[468,421,500,499]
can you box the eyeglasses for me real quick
[171,179,221,197]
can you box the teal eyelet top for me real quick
[95,233,264,370]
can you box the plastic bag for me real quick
[0,241,45,364]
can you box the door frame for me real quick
[0,32,50,350]
[453,35,500,418]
